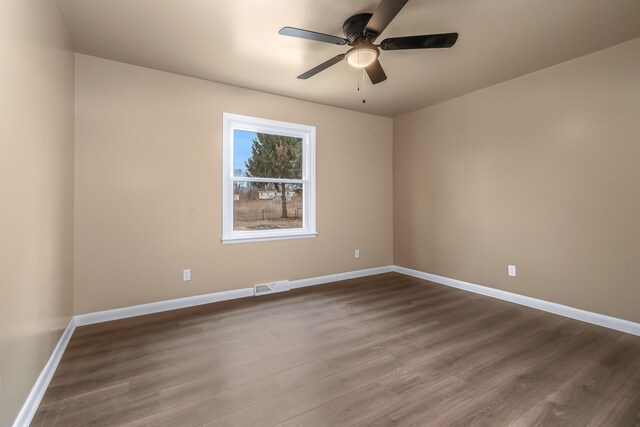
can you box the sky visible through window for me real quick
[233,129,256,176]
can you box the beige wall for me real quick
[74,54,393,314]
[1,11,636,421]
[0,1,75,424]
[394,38,640,323]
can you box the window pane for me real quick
[233,181,303,231]
[233,130,302,179]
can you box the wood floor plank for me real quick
[511,333,640,426]
[201,355,404,427]
[63,298,484,425]
[32,273,640,426]
[275,312,556,426]
[443,326,623,426]
[585,365,640,427]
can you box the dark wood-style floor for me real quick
[33,273,640,426]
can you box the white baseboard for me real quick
[74,266,393,326]
[290,266,394,289]
[393,265,640,337]
[13,318,77,427]
[74,287,255,326]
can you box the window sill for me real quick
[221,231,317,245]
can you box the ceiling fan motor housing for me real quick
[342,13,378,44]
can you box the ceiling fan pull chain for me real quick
[361,68,366,104]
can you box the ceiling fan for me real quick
[278,0,459,84]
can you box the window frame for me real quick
[221,113,317,244]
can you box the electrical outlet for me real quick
[508,265,517,277]
[354,249,360,258]
[183,269,191,281]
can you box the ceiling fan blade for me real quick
[365,0,409,36]
[365,59,387,84]
[380,33,459,50]
[297,54,346,80]
[279,27,348,45]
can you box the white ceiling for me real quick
[56,0,640,117]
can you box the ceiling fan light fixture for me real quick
[346,46,378,68]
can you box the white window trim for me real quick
[222,113,317,244]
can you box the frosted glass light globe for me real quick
[346,47,378,68]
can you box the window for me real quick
[222,113,316,244]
